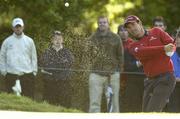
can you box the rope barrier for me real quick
[38,67,145,75]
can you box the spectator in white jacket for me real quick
[0,17,37,98]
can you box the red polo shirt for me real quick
[129,27,175,77]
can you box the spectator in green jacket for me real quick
[88,16,124,112]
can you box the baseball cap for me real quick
[12,18,24,27]
[124,15,140,27]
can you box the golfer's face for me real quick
[125,22,143,38]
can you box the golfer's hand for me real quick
[164,43,175,52]
[136,61,142,67]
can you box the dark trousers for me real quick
[142,72,176,112]
[165,82,180,112]
[120,73,145,112]
[5,73,35,99]
[43,75,71,108]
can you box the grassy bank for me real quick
[0,93,81,112]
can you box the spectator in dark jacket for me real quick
[117,25,142,72]
[117,25,144,112]
[39,30,74,107]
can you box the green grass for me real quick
[0,93,81,112]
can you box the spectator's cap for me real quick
[12,18,24,27]
[124,15,140,27]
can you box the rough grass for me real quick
[0,93,81,112]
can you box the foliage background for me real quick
[0,0,179,49]
[0,0,179,112]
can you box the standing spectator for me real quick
[39,30,74,107]
[152,16,167,31]
[124,15,176,112]
[117,25,144,112]
[88,16,124,112]
[0,36,4,92]
[165,29,180,112]
[117,25,142,72]
[0,17,37,98]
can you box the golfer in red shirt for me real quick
[124,15,176,112]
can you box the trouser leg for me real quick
[143,73,176,112]
[43,76,59,105]
[142,79,153,112]
[5,74,17,93]
[167,82,180,112]
[20,73,35,99]
[89,73,104,113]
[110,72,120,112]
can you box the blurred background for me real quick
[0,0,179,51]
